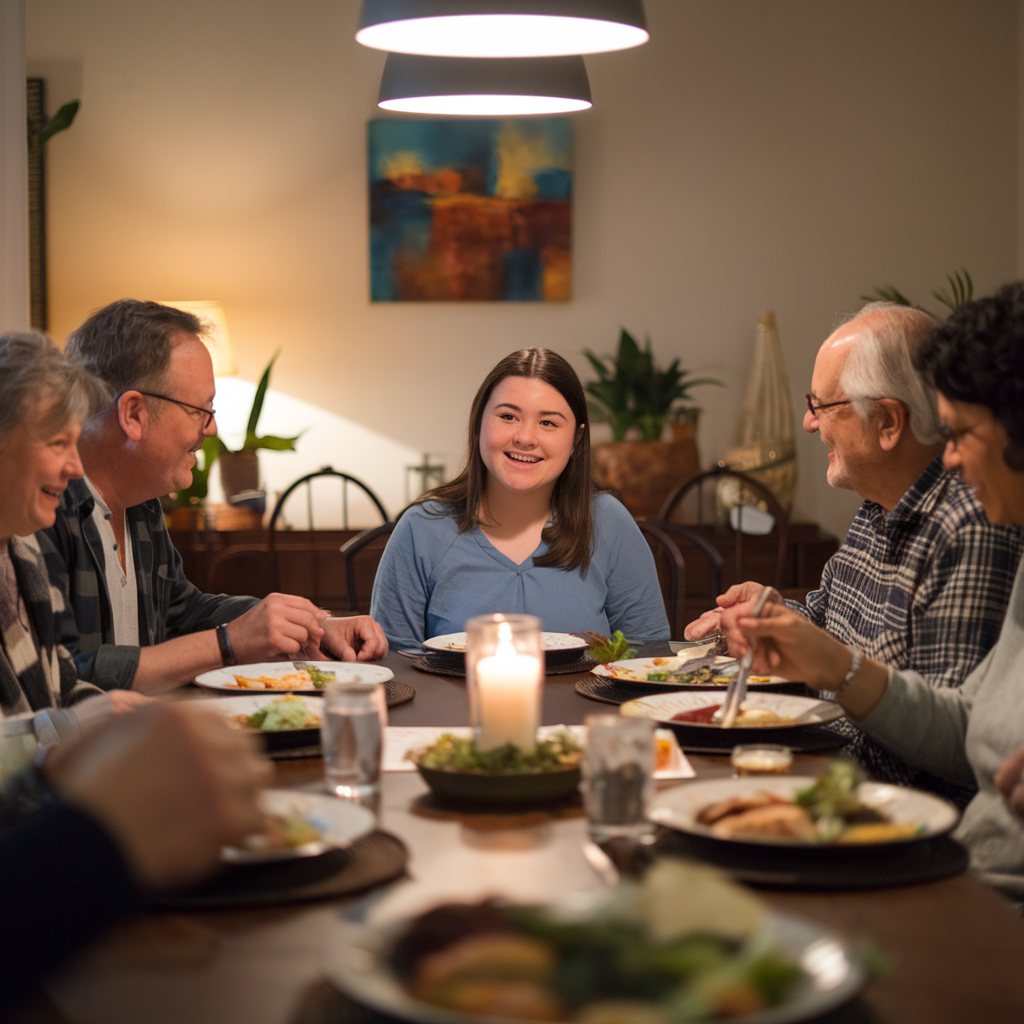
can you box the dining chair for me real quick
[658,466,790,592]
[634,518,685,639]
[340,521,397,615]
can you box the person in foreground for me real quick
[736,282,1024,905]
[43,299,387,695]
[0,700,269,1012]
[686,302,1023,798]
[370,348,670,648]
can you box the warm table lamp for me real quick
[158,300,237,376]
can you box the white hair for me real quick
[839,302,943,445]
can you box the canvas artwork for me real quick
[368,118,572,302]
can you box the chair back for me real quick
[340,521,397,614]
[640,519,725,632]
[659,467,790,590]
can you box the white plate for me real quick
[222,789,376,864]
[650,776,960,847]
[327,912,865,1024]
[620,690,844,730]
[195,661,394,693]
[593,654,790,688]
[423,631,589,653]
[200,694,325,730]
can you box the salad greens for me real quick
[584,630,637,664]
[415,732,582,775]
[305,665,336,688]
[795,759,868,841]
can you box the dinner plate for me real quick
[423,631,589,653]
[592,654,791,689]
[327,912,865,1024]
[195,660,394,693]
[649,776,960,847]
[201,694,324,752]
[620,691,844,730]
[222,789,376,864]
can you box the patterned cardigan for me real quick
[1,534,100,714]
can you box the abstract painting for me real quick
[368,118,572,302]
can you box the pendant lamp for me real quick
[356,0,648,58]
[377,53,592,115]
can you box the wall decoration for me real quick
[368,117,572,302]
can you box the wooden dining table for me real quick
[31,651,1024,1024]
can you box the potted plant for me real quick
[215,351,301,501]
[166,436,222,529]
[583,330,722,517]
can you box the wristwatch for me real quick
[216,623,237,666]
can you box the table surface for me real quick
[40,651,1024,1024]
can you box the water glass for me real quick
[321,679,383,806]
[582,713,655,843]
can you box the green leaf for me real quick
[243,432,301,452]
[245,349,280,437]
[38,100,80,145]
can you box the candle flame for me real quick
[497,621,513,642]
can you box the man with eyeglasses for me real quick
[37,299,387,694]
[686,302,1023,800]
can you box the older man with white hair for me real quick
[687,302,1024,798]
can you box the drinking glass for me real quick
[731,744,793,776]
[321,679,383,806]
[582,713,655,843]
[465,613,543,753]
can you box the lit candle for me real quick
[475,623,542,753]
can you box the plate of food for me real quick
[620,691,843,730]
[424,632,590,654]
[649,760,960,847]
[222,788,376,864]
[327,858,865,1024]
[202,693,324,752]
[592,654,792,689]
[195,660,394,693]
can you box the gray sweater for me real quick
[860,556,1024,900]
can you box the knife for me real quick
[713,586,776,728]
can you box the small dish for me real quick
[413,760,582,808]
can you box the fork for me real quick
[712,586,776,727]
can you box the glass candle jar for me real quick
[465,613,544,753]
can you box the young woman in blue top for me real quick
[370,348,670,649]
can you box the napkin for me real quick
[383,725,694,780]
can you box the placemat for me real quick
[575,676,813,705]
[651,827,969,890]
[145,830,408,911]
[267,680,415,760]
[413,654,595,677]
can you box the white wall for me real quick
[25,0,1020,540]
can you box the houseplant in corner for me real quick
[217,351,301,501]
[584,330,722,517]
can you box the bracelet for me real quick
[216,623,237,667]
[835,646,862,700]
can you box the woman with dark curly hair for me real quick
[369,348,669,649]
[733,282,1024,904]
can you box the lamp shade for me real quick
[158,300,237,376]
[377,53,592,115]
[356,0,648,58]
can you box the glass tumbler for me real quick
[582,713,656,843]
[321,679,383,805]
[465,613,543,753]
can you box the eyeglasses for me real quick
[805,393,853,416]
[937,422,982,450]
[136,391,216,431]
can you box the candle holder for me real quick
[465,613,544,753]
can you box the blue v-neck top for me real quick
[369,493,670,648]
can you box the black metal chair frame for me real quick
[340,521,397,614]
[658,467,789,588]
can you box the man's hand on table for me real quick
[683,581,779,653]
[227,593,327,662]
[48,702,271,889]
[309,616,389,662]
[995,745,1024,818]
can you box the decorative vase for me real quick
[219,450,259,502]
[592,439,701,518]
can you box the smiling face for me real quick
[478,375,579,502]
[0,395,83,541]
[141,333,217,495]
[937,393,1024,525]
[803,324,880,494]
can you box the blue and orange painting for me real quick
[368,118,572,302]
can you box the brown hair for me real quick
[418,348,594,572]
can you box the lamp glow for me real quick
[377,53,592,117]
[158,300,237,376]
[357,13,648,57]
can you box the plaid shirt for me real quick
[791,456,1024,800]
[41,478,258,690]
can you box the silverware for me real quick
[713,587,776,728]
[582,841,620,887]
